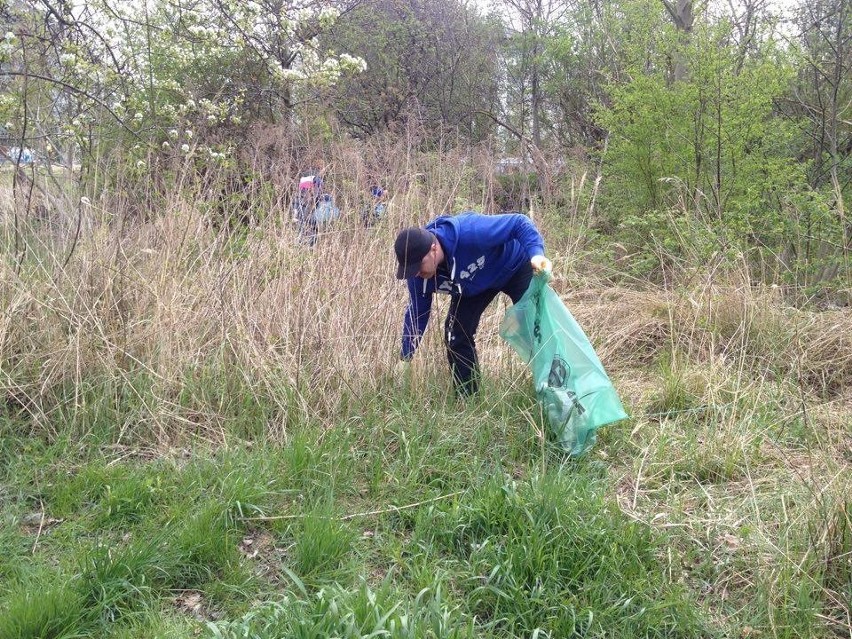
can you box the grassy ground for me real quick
[0,158,850,638]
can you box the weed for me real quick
[289,503,356,587]
[76,536,173,625]
[421,473,710,637]
[206,578,475,639]
[0,577,84,639]
[169,499,243,590]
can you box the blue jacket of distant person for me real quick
[400,212,546,360]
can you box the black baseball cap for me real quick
[394,227,435,279]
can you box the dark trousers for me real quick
[444,262,533,395]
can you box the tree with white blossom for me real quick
[0,0,366,185]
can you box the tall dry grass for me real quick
[1,129,850,636]
[0,127,849,448]
[0,127,570,445]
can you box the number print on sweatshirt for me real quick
[434,256,486,294]
[458,256,486,280]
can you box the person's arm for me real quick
[400,278,433,360]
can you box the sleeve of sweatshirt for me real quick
[473,213,545,258]
[400,278,433,360]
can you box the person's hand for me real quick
[394,359,409,376]
[394,359,413,386]
[530,255,552,274]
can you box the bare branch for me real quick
[0,71,137,136]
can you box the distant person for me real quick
[313,192,340,227]
[394,212,552,396]
[3,146,35,164]
[362,185,387,227]
[293,174,323,245]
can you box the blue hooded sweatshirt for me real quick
[400,212,546,360]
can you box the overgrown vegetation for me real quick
[0,0,850,636]
[1,138,850,637]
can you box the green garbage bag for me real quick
[500,272,627,456]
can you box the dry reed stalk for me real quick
[794,311,852,398]
[1,136,850,448]
[561,286,672,371]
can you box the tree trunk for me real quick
[662,0,694,82]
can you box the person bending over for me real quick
[394,212,551,395]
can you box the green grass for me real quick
[207,578,477,638]
[1,296,849,639]
[1,372,848,638]
[426,472,707,637]
[0,420,703,637]
[290,504,357,586]
[0,577,84,639]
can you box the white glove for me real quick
[394,359,412,382]
[530,255,552,274]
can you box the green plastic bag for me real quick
[500,272,627,456]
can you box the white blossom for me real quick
[340,54,367,73]
[319,7,340,20]
[276,67,305,81]
[318,7,340,27]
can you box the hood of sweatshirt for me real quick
[425,215,460,282]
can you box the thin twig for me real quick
[240,490,465,522]
[31,503,46,555]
